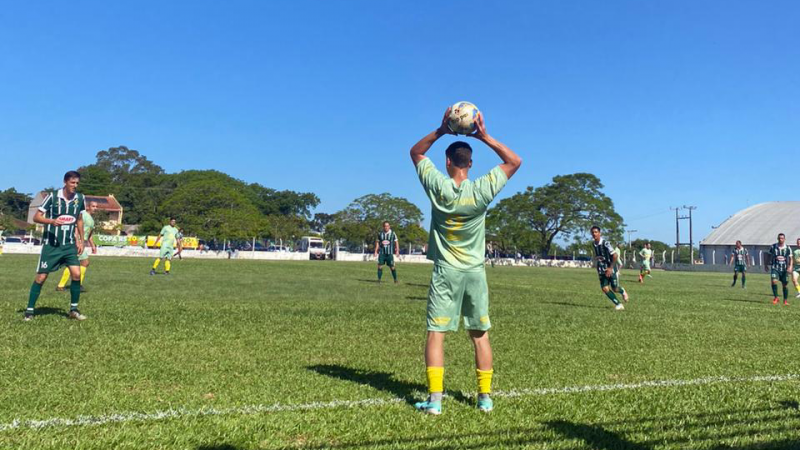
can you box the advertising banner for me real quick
[93,235,198,249]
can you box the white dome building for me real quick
[700,202,800,265]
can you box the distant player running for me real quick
[56,200,97,293]
[613,244,623,275]
[591,226,629,310]
[792,238,800,298]
[150,218,181,275]
[729,240,748,288]
[638,242,653,283]
[766,233,792,305]
[374,221,399,283]
[24,171,87,321]
[410,107,521,415]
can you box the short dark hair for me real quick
[445,141,472,168]
[382,221,389,226]
[778,233,785,239]
[736,240,742,244]
[63,170,81,182]
[590,226,601,233]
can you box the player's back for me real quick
[417,158,507,270]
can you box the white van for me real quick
[298,236,326,260]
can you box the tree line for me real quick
[2,146,634,257]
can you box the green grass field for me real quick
[1,255,799,449]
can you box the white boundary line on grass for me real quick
[2,373,797,432]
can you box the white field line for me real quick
[1,373,797,432]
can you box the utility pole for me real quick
[684,205,697,264]
[626,229,638,248]
[671,206,697,265]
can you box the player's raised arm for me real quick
[467,113,522,179]
[410,108,453,166]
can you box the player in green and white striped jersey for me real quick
[24,171,87,321]
[729,240,748,288]
[373,221,399,283]
[766,233,792,305]
[591,226,629,310]
[56,200,98,292]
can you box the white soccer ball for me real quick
[447,101,480,135]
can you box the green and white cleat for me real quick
[614,303,625,311]
[477,396,494,413]
[414,400,442,415]
[69,309,87,321]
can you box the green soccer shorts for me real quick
[36,244,80,274]
[734,264,746,273]
[771,269,788,284]
[159,246,175,260]
[598,270,620,290]
[427,264,490,332]
[640,262,651,272]
[78,246,91,261]
[378,253,394,267]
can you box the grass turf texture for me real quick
[1,255,799,449]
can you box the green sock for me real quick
[783,285,789,300]
[605,291,619,305]
[391,269,397,281]
[618,287,626,297]
[732,274,737,285]
[377,268,383,280]
[27,282,43,312]
[70,281,81,311]
[741,274,746,287]
[772,284,779,297]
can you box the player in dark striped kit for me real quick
[591,226,629,310]
[24,171,87,321]
[729,240,748,288]
[374,221,399,283]
[766,233,792,305]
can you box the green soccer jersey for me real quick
[593,238,616,274]
[416,158,508,270]
[769,244,792,271]
[639,248,652,262]
[377,230,397,255]
[794,249,800,270]
[38,189,85,247]
[82,210,95,238]
[733,247,748,265]
[159,225,180,249]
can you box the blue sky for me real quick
[1,1,798,244]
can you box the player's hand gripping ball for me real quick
[447,101,480,135]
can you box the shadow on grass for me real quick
[539,301,606,309]
[356,279,380,284]
[226,426,553,450]
[403,282,430,288]
[405,296,427,301]
[198,446,238,450]
[308,364,471,407]
[15,306,69,318]
[546,420,651,450]
[721,297,766,304]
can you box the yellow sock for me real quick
[80,266,86,284]
[477,369,493,394]
[152,258,161,270]
[58,268,71,288]
[426,367,444,394]
[165,260,171,272]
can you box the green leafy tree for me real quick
[487,173,624,257]
[158,181,263,240]
[325,193,427,248]
[0,188,33,221]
